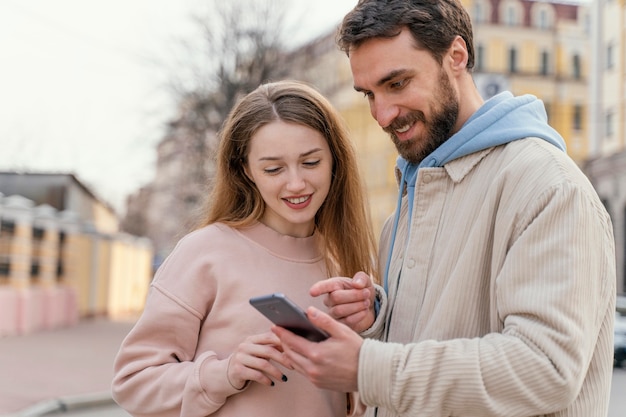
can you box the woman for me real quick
[111,80,377,417]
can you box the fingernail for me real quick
[281,374,288,382]
[271,381,275,386]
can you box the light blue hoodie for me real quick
[383,91,567,291]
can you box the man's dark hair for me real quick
[337,0,475,70]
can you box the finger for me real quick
[309,277,353,297]
[305,306,347,338]
[351,271,372,289]
[229,353,275,387]
[236,348,287,383]
[329,300,372,322]
[278,338,309,374]
[271,325,316,363]
[248,332,282,347]
[326,286,371,306]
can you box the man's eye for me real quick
[362,91,374,99]
[390,79,407,89]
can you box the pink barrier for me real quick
[0,287,18,336]
[16,287,44,335]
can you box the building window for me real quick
[57,231,65,280]
[505,5,517,25]
[0,220,14,278]
[573,104,583,131]
[473,2,484,23]
[1,220,15,235]
[508,47,517,73]
[32,227,44,240]
[540,51,549,75]
[538,9,548,29]
[572,54,581,79]
[607,42,615,70]
[606,111,614,137]
[476,44,485,71]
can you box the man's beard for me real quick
[385,70,459,164]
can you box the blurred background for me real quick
[2,0,626,415]
[0,0,624,376]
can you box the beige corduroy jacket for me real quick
[358,138,616,417]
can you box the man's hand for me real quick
[272,307,363,392]
[310,271,376,333]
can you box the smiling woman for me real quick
[111,80,377,417]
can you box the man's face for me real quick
[349,28,459,164]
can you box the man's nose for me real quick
[371,97,400,129]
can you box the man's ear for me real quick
[448,35,469,72]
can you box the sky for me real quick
[0,0,358,213]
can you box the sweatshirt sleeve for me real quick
[111,285,245,417]
[111,229,245,417]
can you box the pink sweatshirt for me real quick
[112,222,347,417]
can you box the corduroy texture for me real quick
[360,138,616,417]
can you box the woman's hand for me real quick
[226,332,292,389]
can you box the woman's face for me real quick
[245,120,333,238]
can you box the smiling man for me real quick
[273,1,617,416]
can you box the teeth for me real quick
[396,124,411,133]
[287,196,309,204]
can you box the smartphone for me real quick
[249,293,329,342]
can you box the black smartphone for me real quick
[249,293,329,342]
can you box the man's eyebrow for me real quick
[354,69,411,92]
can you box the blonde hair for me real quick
[197,80,377,280]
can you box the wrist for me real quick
[226,355,248,391]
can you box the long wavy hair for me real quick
[196,80,377,280]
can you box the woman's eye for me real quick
[303,160,321,167]
[264,167,281,174]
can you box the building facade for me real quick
[0,173,153,336]
[466,0,592,162]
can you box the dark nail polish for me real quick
[281,374,288,382]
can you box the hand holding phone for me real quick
[249,293,329,342]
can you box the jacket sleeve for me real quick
[357,179,615,416]
[359,284,387,340]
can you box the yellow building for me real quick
[465,0,591,163]
[0,172,153,336]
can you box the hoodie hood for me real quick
[384,91,567,291]
[396,91,566,179]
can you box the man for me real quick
[273,0,617,416]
